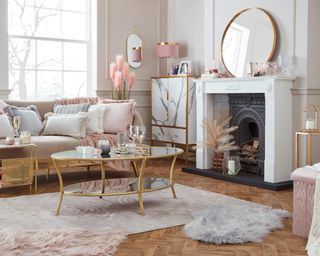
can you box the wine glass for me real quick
[13,116,21,136]
[129,125,139,143]
[137,126,146,145]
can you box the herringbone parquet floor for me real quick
[0,159,307,256]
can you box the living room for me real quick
[0,0,319,255]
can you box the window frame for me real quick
[7,0,93,99]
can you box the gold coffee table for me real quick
[51,146,183,215]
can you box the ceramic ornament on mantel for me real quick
[109,54,136,100]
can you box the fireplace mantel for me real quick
[196,76,296,183]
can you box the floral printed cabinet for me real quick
[151,76,196,164]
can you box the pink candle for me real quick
[132,47,142,62]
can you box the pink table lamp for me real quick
[156,42,179,58]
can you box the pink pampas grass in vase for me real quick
[109,54,136,100]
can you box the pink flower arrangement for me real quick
[109,54,136,100]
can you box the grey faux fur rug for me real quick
[0,184,267,234]
[184,203,289,244]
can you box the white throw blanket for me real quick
[307,165,320,255]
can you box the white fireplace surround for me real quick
[196,76,296,183]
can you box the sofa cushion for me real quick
[0,100,8,112]
[102,102,135,134]
[30,136,80,158]
[4,100,55,120]
[87,105,107,134]
[42,113,88,138]
[5,105,42,136]
[0,114,16,138]
[55,97,99,105]
[53,103,90,114]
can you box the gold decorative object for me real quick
[135,144,150,156]
[301,104,319,132]
[203,116,239,171]
[0,144,38,191]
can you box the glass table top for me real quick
[64,177,171,194]
[51,146,184,161]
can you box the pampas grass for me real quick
[203,116,238,153]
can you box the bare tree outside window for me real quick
[8,0,89,99]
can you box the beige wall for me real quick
[96,0,168,142]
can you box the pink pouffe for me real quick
[291,166,319,238]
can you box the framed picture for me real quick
[178,60,192,75]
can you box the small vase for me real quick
[212,152,224,171]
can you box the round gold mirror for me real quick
[221,8,277,77]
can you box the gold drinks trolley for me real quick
[51,146,183,215]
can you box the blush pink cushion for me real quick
[102,102,135,134]
[291,167,319,238]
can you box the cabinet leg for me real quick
[295,133,299,169]
[307,134,312,165]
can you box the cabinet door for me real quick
[168,78,187,127]
[162,127,186,144]
[151,126,163,141]
[152,78,169,126]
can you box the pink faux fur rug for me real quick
[0,229,126,256]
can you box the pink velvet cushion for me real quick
[102,102,135,134]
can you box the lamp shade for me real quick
[156,42,179,58]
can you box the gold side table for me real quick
[0,143,38,192]
[295,131,320,168]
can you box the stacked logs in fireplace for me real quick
[239,138,262,175]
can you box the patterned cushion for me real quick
[55,97,99,105]
[4,105,42,136]
[53,103,90,114]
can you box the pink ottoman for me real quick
[291,167,319,238]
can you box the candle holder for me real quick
[222,156,241,176]
[300,104,319,133]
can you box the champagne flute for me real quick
[13,116,21,136]
[129,125,139,143]
[137,126,146,145]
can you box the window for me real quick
[8,0,92,100]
